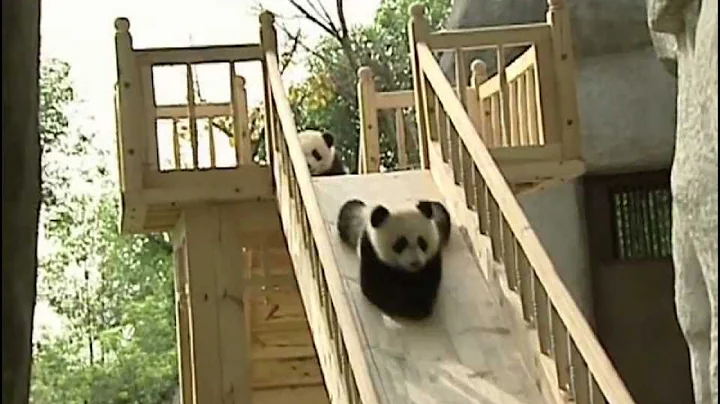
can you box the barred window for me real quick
[610,186,672,260]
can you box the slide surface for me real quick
[312,170,546,404]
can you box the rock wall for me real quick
[647,0,718,402]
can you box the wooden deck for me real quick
[311,170,546,404]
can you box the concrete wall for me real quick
[441,0,678,321]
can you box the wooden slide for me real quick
[309,170,547,404]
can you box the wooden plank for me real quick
[427,23,551,51]
[252,357,325,389]
[135,43,263,65]
[156,102,232,119]
[217,204,253,402]
[252,386,330,403]
[182,207,224,403]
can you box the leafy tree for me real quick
[276,0,452,171]
[31,59,178,404]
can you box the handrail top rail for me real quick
[114,18,263,66]
[263,46,382,404]
[415,42,635,404]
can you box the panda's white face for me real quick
[366,202,442,272]
[299,130,335,175]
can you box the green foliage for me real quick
[31,59,178,404]
[286,0,452,172]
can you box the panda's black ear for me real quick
[416,201,435,219]
[322,132,335,148]
[370,205,390,228]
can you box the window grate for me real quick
[610,186,672,260]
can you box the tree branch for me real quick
[287,0,339,39]
[336,0,350,41]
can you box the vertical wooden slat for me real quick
[488,197,502,261]
[516,74,529,145]
[508,79,519,146]
[482,98,494,147]
[454,48,468,108]
[461,144,475,209]
[516,244,535,325]
[449,126,461,185]
[496,45,512,148]
[551,307,572,395]
[185,63,199,169]
[172,118,182,169]
[501,218,518,290]
[490,95,502,146]
[395,109,408,169]
[525,69,539,145]
[533,274,552,355]
[171,239,194,403]
[569,337,592,404]
[471,60,489,143]
[207,116,217,167]
[437,99,450,163]
[474,169,490,235]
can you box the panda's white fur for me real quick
[298,129,347,176]
[337,199,451,320]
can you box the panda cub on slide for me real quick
[298,130,347,176]
[337,199,451,320]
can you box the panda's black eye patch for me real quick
[312,149,322,161]
[392,237,408,253]
[417,236,428,251]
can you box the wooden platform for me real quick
[311,170,547,404]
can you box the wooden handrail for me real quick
[264,47,382,404]
[416,42,635,404]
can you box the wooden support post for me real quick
[357,67,380,173]
[172,225,195,403]
[174,202,259,404]
[408,3,430,169]
[114,18,147,233]
[546,0,581,160]
[260,11,277,176]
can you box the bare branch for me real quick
[280,29,302,73]
[287,0,339,39]
[336,0,350,40]
[307,0,337,32]
[276,21,332,66]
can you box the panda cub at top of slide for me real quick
[337,199,451,320]
[298,130,347,176]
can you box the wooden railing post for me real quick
[357,67,380,173]
[260,11,277,172]
[408,3,431,169]
[546,0,581,160]
[114,17,147,232]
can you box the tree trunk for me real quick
[2,0,43,403]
